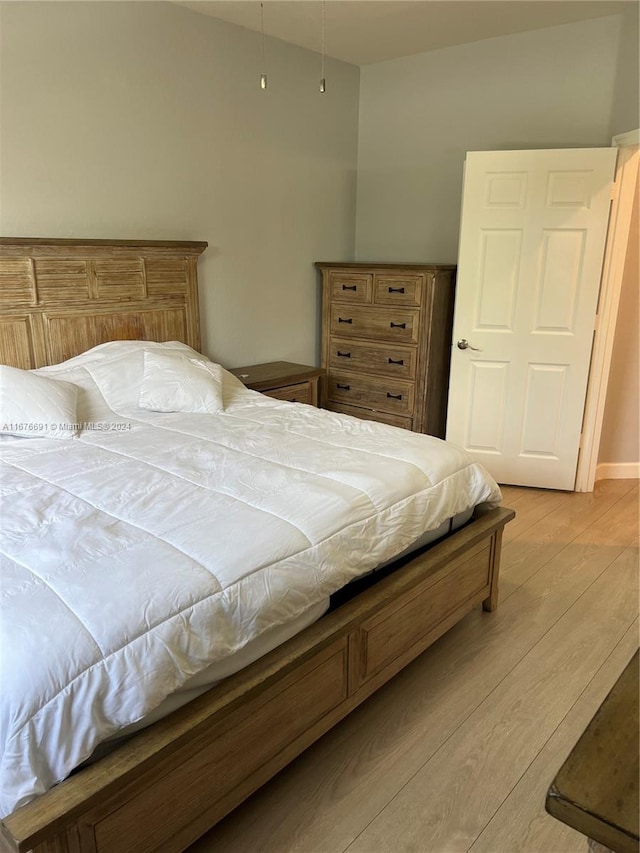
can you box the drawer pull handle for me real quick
[387,392,403,400]
[390,322,406,329]
[388,287,405,293]
[337,351,352,358]
[337,383,351,391]
[388,357,404,365]
[338,317,353,324]
[342,284,357,291]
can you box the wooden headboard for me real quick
[0,238,207,369]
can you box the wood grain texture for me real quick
[472,618,639,853]
[346,545,638,853]
[329,304,421,345]
[325,401,413,430]
[328,370,415,416]
[94,642,350,853]
[328,338,418,381]
[0,238,206,367]
[187,480,638,853]
[262,382,314,404]
[228,362,324,406]
[499,478,637,599]
[317,263,456,437]
[373,275,423,307]
[328,273,373,304]
[546,648,639,853]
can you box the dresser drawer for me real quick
[265,381,313,404]
[329,272,373,303]
[327,402,413,430]
[374,275,423,307]
[329,338,417,380]
[330,305,419,344]
[328,371,414,416]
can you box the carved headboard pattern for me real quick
[0,238,207,368]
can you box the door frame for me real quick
[575,129,640,492]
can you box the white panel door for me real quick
[446,149,616,490]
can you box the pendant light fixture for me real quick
[258,0,328,93]
[319,0,326,93]
[260,2,267,90]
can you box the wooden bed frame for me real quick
[0,238,514,853]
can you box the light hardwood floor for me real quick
[189,480,639,853]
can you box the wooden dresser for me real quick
[316,262,456,436]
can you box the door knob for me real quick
[457,339,482,351]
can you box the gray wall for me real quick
[355,15,631,263]
[0,1,360,368]
[611,3,640,137]
[354,13,639,470]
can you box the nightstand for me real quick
[228,362,324,407]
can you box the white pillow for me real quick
[138,351,225,414]
[0,365,79,439]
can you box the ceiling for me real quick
[176,0,633,66]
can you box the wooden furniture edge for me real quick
[314,262,457,271]
[545,650,639,853]
[1,506,515,853]
[228,362,324,392]
[545,791,639,853]
[0,238,208,255]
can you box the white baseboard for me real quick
[595,462,640,480]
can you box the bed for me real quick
[0,238,514,853]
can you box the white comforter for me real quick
[0,341,501,817]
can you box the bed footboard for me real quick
[1,506,514,853]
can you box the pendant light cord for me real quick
[320,0,326,92]
[260,2,267,89]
